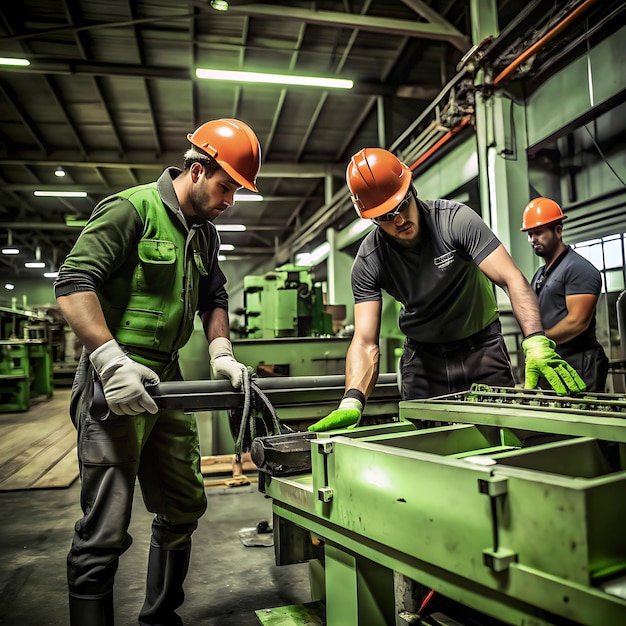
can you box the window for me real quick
[572,232,626,364]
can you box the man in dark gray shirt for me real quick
[521,197,608,391]
[309,148,585,432]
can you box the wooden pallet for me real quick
[201,452,258,488]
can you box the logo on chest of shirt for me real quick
[433,251,455,270]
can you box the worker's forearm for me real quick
[200,307,230,343]
[507,275,544,337]
[546,317,590,345]
[56,292,114,352]
[345,340,380,399]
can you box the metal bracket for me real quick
[478,476,508,497]
[312,439,334,505]
[314,440,334,455]
[482,547,518,572]
[479,476,516,570]
[318,487,333,503]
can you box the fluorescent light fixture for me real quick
[234,193,264,202]
[210,0,229,10]
[25,261,46,269]
[296,242,330,267]
[34,190,87,198]
[4,283,15,290]
[0,57,30,66]
[295,253,312,267]
[65,217,88,227]
[2,247,19,255]
[216,224,246,232]
[219,244,235,251]
[196,68,353,90]
[55,166,66,177]
[347,219,373,238]
[44,271,59,278]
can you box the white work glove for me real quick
[90,339,160,416]
[209,337,247,389]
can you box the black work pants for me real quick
[548,344,609,393]
[400,323,516,400]
[67,351,207,597]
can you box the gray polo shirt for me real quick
[351,199,501,343]
[531,246,602,352]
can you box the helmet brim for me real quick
[520,214,568,232]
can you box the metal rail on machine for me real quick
[400,384,626,442]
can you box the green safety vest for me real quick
[98,183,210,373]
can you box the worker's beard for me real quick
[392,228,421,248]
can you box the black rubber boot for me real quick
[69,590,114,626]
[138,545,191,626]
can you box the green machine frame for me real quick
[258,387,626,625]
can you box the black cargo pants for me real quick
[67,350,207,596]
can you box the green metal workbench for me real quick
[258,386,626,626]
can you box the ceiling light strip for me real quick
[34,190,88,198]
[196,68,353,89]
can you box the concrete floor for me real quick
[0,480,312,626]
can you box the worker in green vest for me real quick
[55,119,261,626]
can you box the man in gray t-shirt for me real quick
[521,197,608,391]
[309,149,585,432]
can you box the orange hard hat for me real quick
[187,118,261,191]
[521,197,568,231]
[346,148,413,219]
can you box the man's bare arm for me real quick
[56,291,114,352]
[345,300,382,399]
[546,293,598,344]
[478,244,543,337]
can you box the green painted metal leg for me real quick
[325,543,395,626]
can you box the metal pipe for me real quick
[408,115,471,172]
[122,373,399,414]
[492,0,600,86]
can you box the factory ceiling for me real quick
[0,0,622,283]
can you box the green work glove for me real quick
[308,396,363,432]
[522,334,586,395]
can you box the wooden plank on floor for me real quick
[0,428,78,491]
[0,424,71,478]
[0,388,78,491]
[0,390,72,459]
[201,452,257,475]
[204,474,258,489]
[30,446,79,489]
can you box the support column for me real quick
[470,0,536,284]
[327,227,356,326]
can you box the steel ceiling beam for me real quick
[212,3,470,50]
[400,0,468,51]
[0,157,344,179]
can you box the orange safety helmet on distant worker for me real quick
[346,148,413,219]
[520,197,568,231]
[187,118,261,192]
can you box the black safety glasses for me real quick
[372,188,413,224]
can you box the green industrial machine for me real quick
[242,264,333,339]
[0,307,54,411]
[256,386,626,626]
